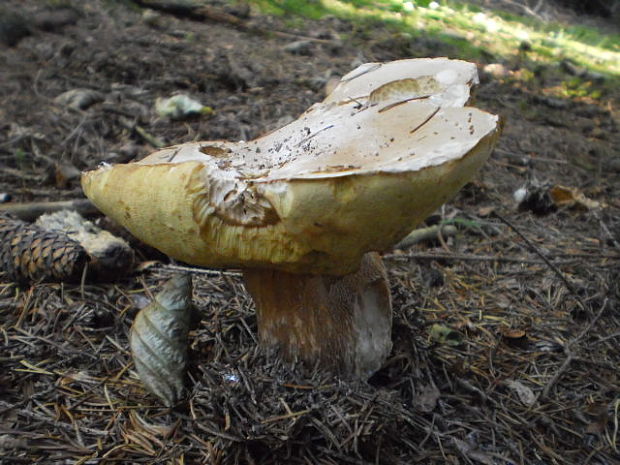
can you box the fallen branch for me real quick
[384,252,577,265]
[0,199,99,221]
[132,0,334,43]
[163,263,242,278]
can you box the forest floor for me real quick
[0,1,618,464]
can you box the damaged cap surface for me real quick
[82,58,500,275]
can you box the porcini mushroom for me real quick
[82,58,500,377]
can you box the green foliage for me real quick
[250,0,620,84]
[560,78,603,99]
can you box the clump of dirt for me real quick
[1,1,618,464]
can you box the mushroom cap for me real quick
[82,58,500,275]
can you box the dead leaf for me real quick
[500,327,526,339]
[477,206,495,217]
[429,323,463,346]
[55,161,81,189]
[505,379,536,406]
[414,383,440,412]
[584,402,609,434]
[130,275,192,407]
[549,185,605,210]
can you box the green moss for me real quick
[560,78,604,99]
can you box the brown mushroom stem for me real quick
[243,252,392,377]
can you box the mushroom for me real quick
[82,58,500,378]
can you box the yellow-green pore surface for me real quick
[82,59,500,275]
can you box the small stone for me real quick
[482,63,509,79]
[283,40,314,56]
[142,9,164,28]
[55,89,104,110]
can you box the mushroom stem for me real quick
[242,252,392,378]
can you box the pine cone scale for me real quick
[0,213,89,283]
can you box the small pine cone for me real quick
[0,213,89,283]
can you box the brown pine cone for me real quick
[0,213,89,283]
